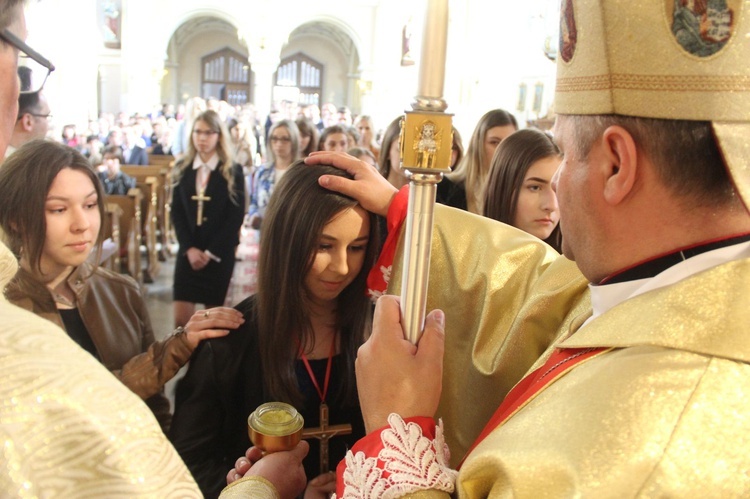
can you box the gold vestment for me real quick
[387,207,750,496]
[0,242,275,497]
[388,205,591,466]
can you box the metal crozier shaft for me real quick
[399,0,452,344]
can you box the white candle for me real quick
[417,0,449,99]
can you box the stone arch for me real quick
[281,17,362,111]
[162,11,249,107]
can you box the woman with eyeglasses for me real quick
[171,110,246,328]
[247,119,300,230]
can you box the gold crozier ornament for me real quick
[398,0,453,343]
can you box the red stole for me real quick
[460,346,610,467]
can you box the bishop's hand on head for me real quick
[306,151,398,217]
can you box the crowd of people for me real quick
[1,0,749,497]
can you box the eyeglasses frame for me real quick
[0,28,56,94]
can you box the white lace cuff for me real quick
[335,413,457,498]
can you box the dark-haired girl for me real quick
[170,161,379,498]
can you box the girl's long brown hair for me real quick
[256,161,379,407]
[295,117,319,158]
[377,117,402,179]
[448,109,517,214]
[483,128,562,252]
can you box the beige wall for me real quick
[174,32,249,105]
[24,0,560,134]
[280,35,351,108]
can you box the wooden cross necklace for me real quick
[300,334,352,474]
[191,165,211,226]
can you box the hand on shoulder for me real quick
[183,306,245,350]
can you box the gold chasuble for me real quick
[347,206,750,498]
[457,257,750,497]
[334,0,750,494]
[387,205,591,466]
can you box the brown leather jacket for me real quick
[5,262,193,432]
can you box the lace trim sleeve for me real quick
[335,413,457,499]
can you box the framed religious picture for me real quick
[533,82,544,114]
[98,0,122,49]
[517,83,528,112]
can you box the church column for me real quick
[239,13,283,128]
[345,48,361,112]
[250,57,278,127]
[344,72,357,114]
[163,61,180,108]
[357,70,375,115]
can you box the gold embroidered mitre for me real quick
[554,0,750,208]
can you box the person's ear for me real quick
[19,113,34,132]
[600,125,638,206]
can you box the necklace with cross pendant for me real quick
[302,403,352,474]
[299,335,352,474]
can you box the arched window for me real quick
[201,47,252,106]
[275,53,323,106]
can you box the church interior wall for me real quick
[21,0,560,141]
[280,35,350,109]
[357,0,420,133]
[174,31,249,105]
[98,63,123,118]
[25,0,102,129]
[437,0,558,137]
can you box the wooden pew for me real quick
[147,154,174,168]
[133,176,160,283]
[122,165,172,261]
[102,202,123,272]
[105,188,143,286]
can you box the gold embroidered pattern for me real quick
[557,73,750,93]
